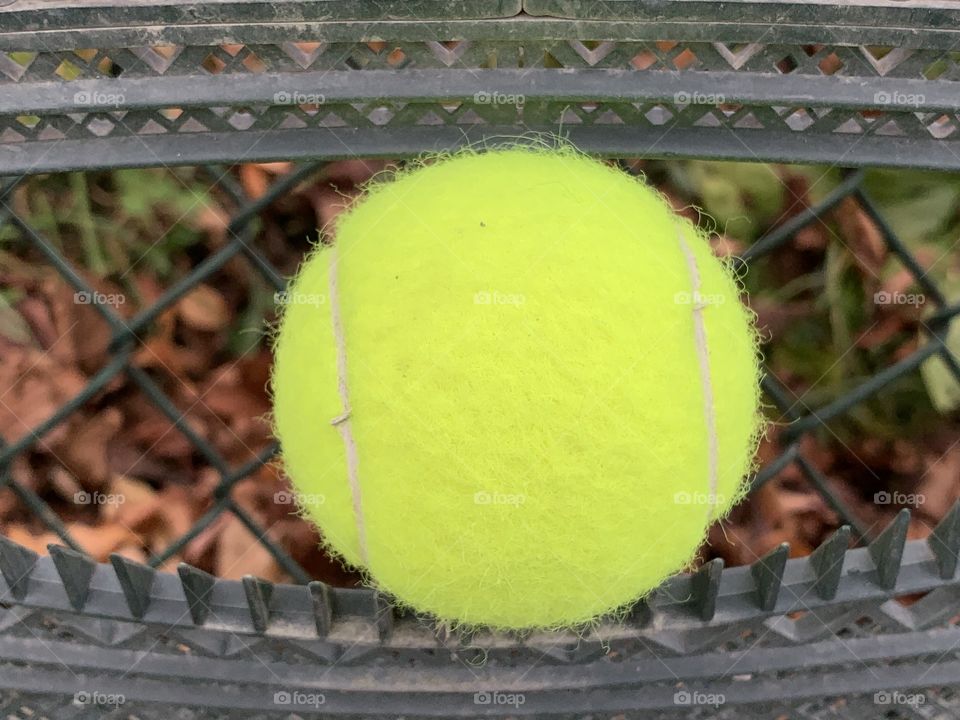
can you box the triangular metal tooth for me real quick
[869,509,910,590]
[308,581,333,637]
[928,502,960,579]
[751,543,789,611]
[109,554,156,619]
[690,558,724,620]
[48,544,97,610]
[242,576,274,633]
[177,563,216,625]
[0,536,38,601]
[808,526,851,600]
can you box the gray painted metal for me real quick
[1,2,959,173]
[0,504,958,717]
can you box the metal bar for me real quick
[4,70,958,116]
[4,127,960,177]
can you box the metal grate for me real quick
[2,2,960,172]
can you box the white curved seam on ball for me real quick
[677,228,719,521]
[328,246,369,564]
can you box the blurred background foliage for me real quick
[1,158,957,581]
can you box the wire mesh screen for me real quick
[2,161,959,574]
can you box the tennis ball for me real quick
[272,147,762,629]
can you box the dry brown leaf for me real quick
[215,513,287,582]
[0,348,87,447]
[4,525,58,555]
[915,447,960,522]
[834,196,887,276]
[176,284,229,332]
[67,522,141,561]
[239,164,271,202]
[56,408,123,490]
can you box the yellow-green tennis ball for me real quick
[272,147,762,629]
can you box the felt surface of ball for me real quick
[272,148,762,629]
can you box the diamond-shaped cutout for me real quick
[55,59,84,81]
[672,48,697,70]
[776,55,798,74]
[784,108,815,131]
[387,48,406,68]
[84,116,116,137]
[96,56,123,77]
[366,105,395,126]
[242,52,266,73]
[202,53,227,75]
[819,52,843,76]
[227,111,256,130]
[644,105,674,125]
[16,114,40,129]
[160,107,184,121]
[630,49,658,71]
[926,114,957,140]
